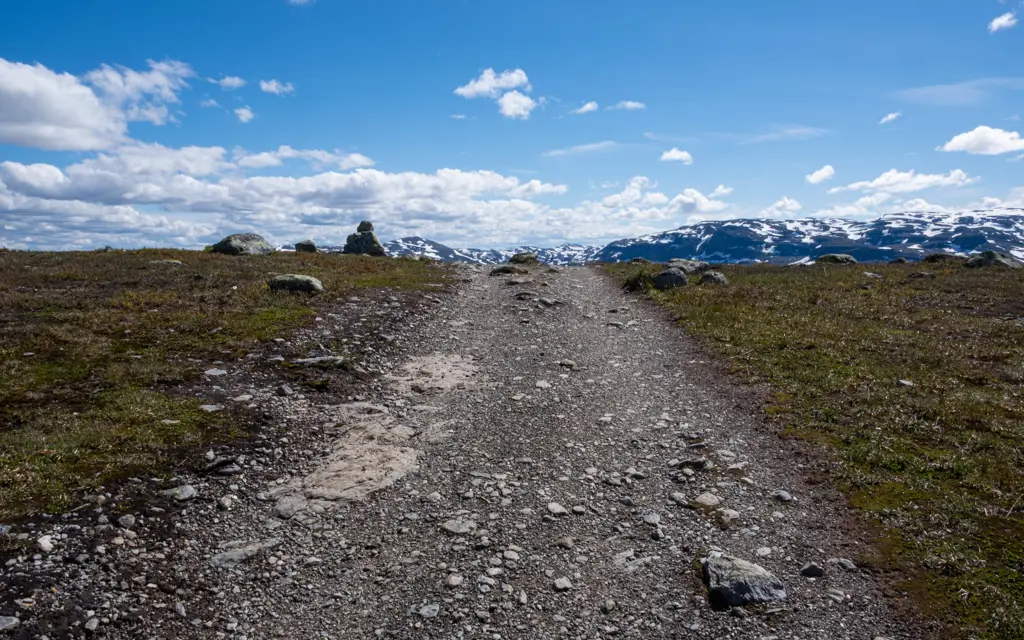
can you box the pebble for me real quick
[418,603,440,619]
[0,617,19,631]
[771,490,794,503]
[536,380,552,389]
[801,562,825,577]
[84,617,99,632]
[161,484,198,501]
[37,535,54,553]
[643,512,661,526]
[441,519,477,535]
[547,502,569,516]
[444,574,464,588]
[693,492,722,508]
[117,514,136,529]
[553,577,573,591]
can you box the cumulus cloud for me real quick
[0,58,126,150]
[233,145,374,170]
[234,106,255,123]
[454,68,530,99]
[200,98,220,108]
[989,12,1018,33]
[939,126,1024,155]
[260,79,294,95]
[760,196,802,217]
[828,168,976,194]
[608,100,645,111]
[659,148,693,164]
[805,164,835,184]
[497,91,537,119]
[85,59,195,125]
[710,185,733,197]
[570,101,598,115]
[543,141,617,157]
[209,76,246,90]
[879,111,901,124]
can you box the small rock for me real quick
[37,535,54,553]
[268,274,325,294]
[693,492,722,508]
[554,536,575,549]
[84,617,100,632]
[601,599,616,613]
[770,490,793,503]
[444,574,464,588]
[204,368,227,376]
[418,603,440,619]
[553,577,573,591]
[441,519,477,535]
[643,512,661,526]
[0,617,20,631]
[547,502,569,516]
[702,553,787,609]
[117,514,136,529]
[161,485,198,501]
[801,562,825,577]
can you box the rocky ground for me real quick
[0,264,923,639]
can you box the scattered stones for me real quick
[702,553,787,609]
[441,519,477,535]
[653,267,688,291]
[801,562,825,577]
[160,484,198,501]
[699,271,729,286]
[211,233,274,256]
[816,254,858,264]
[268,274,325,294]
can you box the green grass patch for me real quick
[0,249,451,519]
[606,260,1024,638]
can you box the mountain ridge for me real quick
[321,209,1024,265]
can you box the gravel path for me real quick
[1,265,920,639]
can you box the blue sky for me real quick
[0,0,1022,250]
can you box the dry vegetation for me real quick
[0,248,450,520]
[609,259,1024,639]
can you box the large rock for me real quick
[343,222,386,256]
[211,233,273,256]
[816,254,857,264]
[699,271,729,285]
[509,252,539,264]
[702,553,787,609]
[965,250,1019,269]
[653,267,688,290]
[294,239,318,253]
[667,258,711,274]
[268,274,325,294]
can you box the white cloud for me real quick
[879,111,901,124]
[454,68,530,99]
[209,76,246,90]
[450,114,466,120]
[233,145,374,170]
[939,126,1024,155]
[828,168,976,194]
[200,98,220,108]
[260,79,294,95]
[85,59,194,125]
[543,141,617,157]
[760,196,802,218]
[896,78,1024,106]
[234,106,255,123]
[659,148,693,164]
[805,164,836,184]
[570,101,599,115]
[497,90,537,119]
[608,100,645,111]
[989,12,1018,32]
[710,184,733,198]
[743,125,828,144]
[0,58,125,150]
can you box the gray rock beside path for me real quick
[212,233,274,256]
[268,274,325,294]
[702,553,787,609]
[653,267,688,290]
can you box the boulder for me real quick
[667,258,711,274]
[211,233,274,256]
[294,239,318,253]
[889,257,908,264]
[509,252,539,264]
[965,250,1019,269]
[490,265,529,276]
[816,254,857,265]
[343,221,386,256]
[699,271,729,285]
[653,267,688,290]
[922,253,964,264]
[702,553,787,609]
[268,274,325,294]
[630,257,651,264]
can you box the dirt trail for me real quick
[2,265,919,639]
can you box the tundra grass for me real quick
[608,261,1024,639]
[0,249,450,519]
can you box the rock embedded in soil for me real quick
[211,233,274,256]
[702,553,787,609]
[653,267,688,290]
[268,274,325,294]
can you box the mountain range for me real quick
[323,209,1024,265]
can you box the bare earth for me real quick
[2,265,923,639]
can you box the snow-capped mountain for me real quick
[596,210,1024,264]
[311,209,1024,265]
[379,237,603,266]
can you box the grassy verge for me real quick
[607,260,1024,639]
[0,249,449,520]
